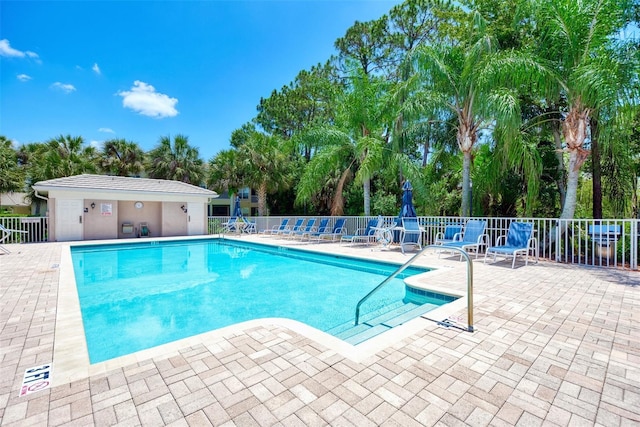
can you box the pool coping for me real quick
[53,235,471,387]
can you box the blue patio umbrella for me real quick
[394,180,417,242]
[232,196,243,218]
[399,180,417,218]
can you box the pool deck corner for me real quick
[1,236,639,426]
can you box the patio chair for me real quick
[439,219,488,259]
[484,222,538,268]
[314,218,347,242]
[139,223,151,238]
[222,217,240,233]
[399,217,423,254]
[434,224,463,245]
[341,217,382,245]
[259,218,290,235]
[0,224,28,254]
[242,218,256,234]
[287,218,317,239]
[278,218,305,237]
[302,218,330,241]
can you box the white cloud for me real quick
[92,63,101,75]
[17,74,32,82]
[51,82,76,93]
[117,80,178,118]
[90,140,102,149]
[98,127,115,134]
[0,39,39,59]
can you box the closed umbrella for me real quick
[233,196,243,218]
[399,180,417,218]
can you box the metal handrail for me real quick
[354,245,474,332]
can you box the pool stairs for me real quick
[327,301,439,345]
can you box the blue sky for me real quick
[1,0,399,160]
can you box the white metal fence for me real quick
[1,215,636,270]
[208,215,639,271]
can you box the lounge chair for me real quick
[434,224,463,245]
[242,218,256,234]
[139,223,151,237]
[399,217,423,254]
[222,217,241,233]
[288,218,317,239]
[313,218,347,242]
[341,217,382,245]
[302,218,330,241]
[278,218,305,237]
[0,224,28,254]
[439,219,488,259]
[484,222,538,268]
[259,218,290,235]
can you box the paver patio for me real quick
[1,235,638,426]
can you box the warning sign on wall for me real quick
[19,364,52,397]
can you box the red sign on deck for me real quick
[19,364,52,397]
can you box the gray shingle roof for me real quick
[32,174,218,197]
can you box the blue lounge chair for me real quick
[399,217,423,254]
[278,218,305,237]
[242,218,256,234]
[434,224,463,245]
[0,223,28,254]
[222,217,240,233]
[314,218,347,242]
[303,218,330,241]
[484,222,537,268]
[288,218,317,239]
[259,218,290,235]
[341,217,382,245]
[439,219,488,259]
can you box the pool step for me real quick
[330,301,438,345]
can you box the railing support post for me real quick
[354,245,474,333]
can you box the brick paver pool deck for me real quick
[1,236,638,426]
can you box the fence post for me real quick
[632,219,638,270]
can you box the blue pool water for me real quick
[71,239,449,363]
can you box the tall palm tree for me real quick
[146,134,205,184]
[533,0,635,219]
[100,139,145,177]
[411,12,551,216]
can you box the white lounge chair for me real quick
[0,224,28,254]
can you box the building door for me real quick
[57,199,83,241]
[188,202,205,235]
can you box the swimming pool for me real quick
[71,239,453,363]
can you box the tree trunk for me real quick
[363,177,371,216]
[559,107,590,220]
[590,117,602,219]
[257,182,268,216]
[551,118,567,209]
[461,150,472,217]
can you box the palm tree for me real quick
[533,0,635,219]
[40,135,99,179]
[146,134,205,184]
[207,149,245,197]
[237,132,291,216]
[411,12,551,216]
[100,139,145,177]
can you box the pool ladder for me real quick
[354,245,474,332]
